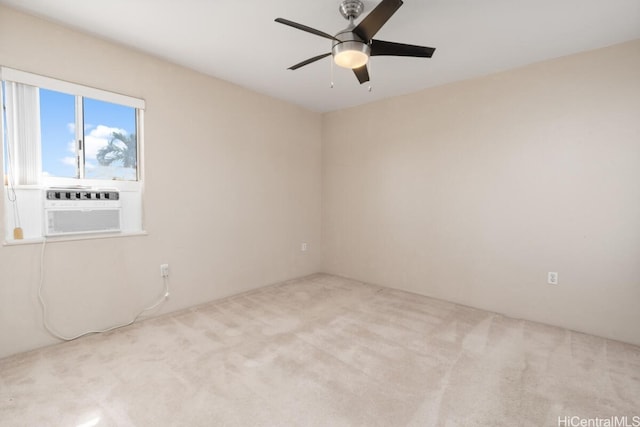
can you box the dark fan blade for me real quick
[353,0,403,41]
[275,18,338,41]
[288,53,332,70]
[370,39,436,57]
[353,65,370,84]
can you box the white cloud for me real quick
[61,156,76,166]
[62,125,127,160]
[84,125,127,160]
[67,122,75,134]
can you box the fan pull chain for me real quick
[368,59,373,92]
[330,57,335,88]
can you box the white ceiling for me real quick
[1,0,639,112]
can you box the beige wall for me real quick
[322,40,640,345]
[0,6,322,358]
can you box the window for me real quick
[1,67,144,185]
[1,67,145,242]
[37,90,138,181]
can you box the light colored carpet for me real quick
[1,273,639,426]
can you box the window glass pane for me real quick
[83,98,137,181]
[40,88,77,178]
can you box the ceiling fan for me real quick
[275,0,436,84]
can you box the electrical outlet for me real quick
[160,264,170,278]
[301,242,308,252]
[548,272,558,285]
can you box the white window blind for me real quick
[4,81,42,185]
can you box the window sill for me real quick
[3,231,148,246]
[7,181,142,192]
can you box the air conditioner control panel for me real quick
[44,188,121,209]
[45,189,119,201]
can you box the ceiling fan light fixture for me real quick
[332,41,370,69]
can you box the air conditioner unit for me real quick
[44,188,121,236]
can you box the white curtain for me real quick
[4,82,42,185]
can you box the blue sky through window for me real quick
[40,88,136,179]
[40,89,75,177]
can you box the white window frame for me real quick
[1,66,145,191]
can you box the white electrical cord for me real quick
[37,238,170,341]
